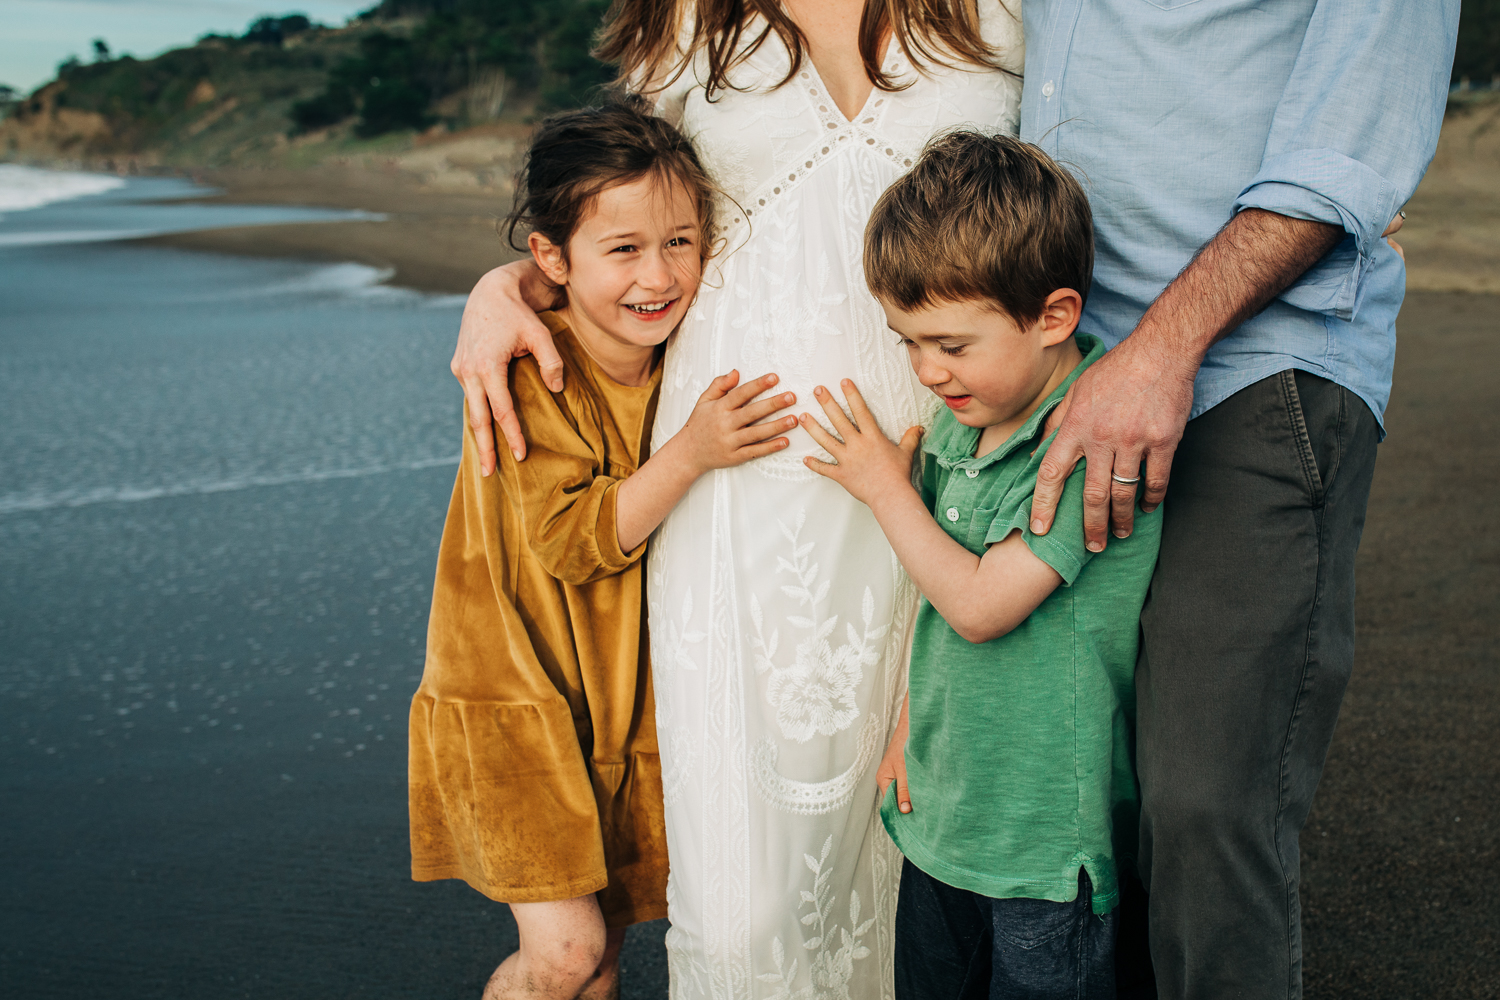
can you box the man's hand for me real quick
[799,380,922,507]
[452,260,566,473]
[1032,334,1199,550]
[876,695,912,814]
[1031,209,1345,550]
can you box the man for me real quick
[1021,3,1460,998]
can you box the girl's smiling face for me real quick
[530,172,703,380]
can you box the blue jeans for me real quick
[894,859,1117,1000]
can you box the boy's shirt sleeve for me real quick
[494,361,646,586]
[984,453,1094,587]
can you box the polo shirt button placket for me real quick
[946,507,960,523]
[965,468,979,478]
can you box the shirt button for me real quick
[1042,80,1055,98]
[946,507,960,522]
[965,468,979,478]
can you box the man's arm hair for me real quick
[1138,208,1343,362]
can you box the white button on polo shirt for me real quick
[946,507,960,522]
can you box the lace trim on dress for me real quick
[750,712,882,815]
[720,52,922,239]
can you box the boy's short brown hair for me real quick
[864,130,1093,325]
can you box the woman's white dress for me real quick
[646,7,1023,998]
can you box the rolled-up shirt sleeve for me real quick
[1233,0,1459,320]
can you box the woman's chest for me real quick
[678,48,1022,212]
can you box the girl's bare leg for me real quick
[482,894,624,1000]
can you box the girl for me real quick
[408,99,798,1000]
[449,3,1024,996]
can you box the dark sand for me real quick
[1300,291,1499,999]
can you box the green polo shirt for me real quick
[880,334,1162,914]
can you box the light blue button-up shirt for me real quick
[1020,0,1459,431]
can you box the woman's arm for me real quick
[452,259,566,473]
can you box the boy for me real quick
[798,130,1161,999]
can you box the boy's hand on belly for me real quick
[800,380,922,508]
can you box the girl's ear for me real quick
[1036,288,1083,347]
[529,232,569,286]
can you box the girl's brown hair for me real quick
[597,0,1013,102]
[505,96,718,261]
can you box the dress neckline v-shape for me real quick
[801,38,898,124]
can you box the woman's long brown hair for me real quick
[597,0,1012,101]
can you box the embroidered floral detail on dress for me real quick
[665,590,707,672]
[750,511,889,742]
[757,836,876,1000]
[750,712,882,815]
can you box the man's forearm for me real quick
[1131,209,1343,362]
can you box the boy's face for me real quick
[880,293,1081,436]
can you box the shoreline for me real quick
[96,96,1500,298]
[133,165,528,295]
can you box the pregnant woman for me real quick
[453,1,1022,995]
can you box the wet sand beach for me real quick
[3,107,1498,997]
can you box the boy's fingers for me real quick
[840,379,877,427]
[802,455,839,478]
[724,371,778,408]
[797,412,843,453]
[814,386,858,436]
[898,426,923,457]
[739,392,797,426]
[895,762,912,813]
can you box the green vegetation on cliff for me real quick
[2,2,613,164]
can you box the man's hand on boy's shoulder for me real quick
[1033,331,1197,552]
[799,379,923,508]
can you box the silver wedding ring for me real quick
[1111,472,1142,484]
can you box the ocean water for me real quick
[0,170,668,997]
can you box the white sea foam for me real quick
[221,261,469,307]
[0,228,157,247]
[0,455,461,516]
[0,164,126,216]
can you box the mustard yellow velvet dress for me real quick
[409,311,667,928]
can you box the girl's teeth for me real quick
[629,302,670,314]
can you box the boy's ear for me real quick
[1037,288,1083,347]
[528,232,569,286]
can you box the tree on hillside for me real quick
[293,0,613,135]
[92,39,111,62]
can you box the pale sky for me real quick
[0,0,376,95]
